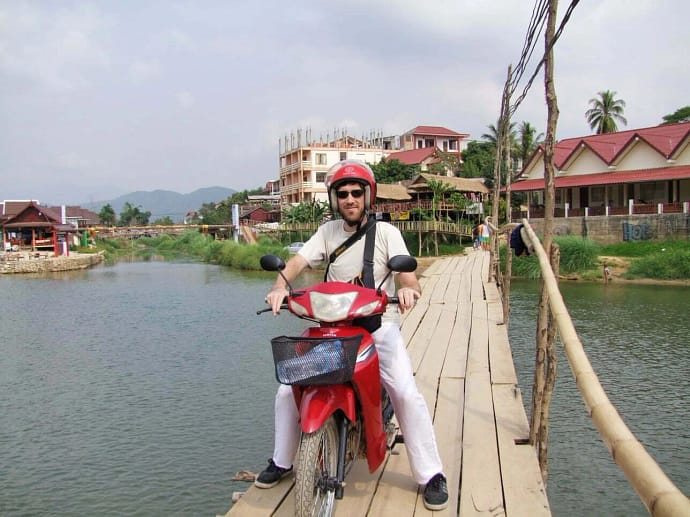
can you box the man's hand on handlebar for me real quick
[265,286,289,315]
[397,287,420,314]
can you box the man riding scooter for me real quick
[256,159,448,511]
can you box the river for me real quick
[0,261,687,516]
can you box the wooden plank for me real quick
[400,297,428,344]
[421,258,445,277]
[414,377,464,516]
[453,260,473,305]
[487,300,519,386]
[493,385,551,517]
[469,255,485,303]
[368,446,419,516]
[415,303,456,410]
[333,459,385,516]
[442,302,471,380]
[460,371,504,516]
[407,304,443,373]
[226,474,294,516]
[466,302,489,374]
[429,271,450,305]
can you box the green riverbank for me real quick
[89,231,690,284]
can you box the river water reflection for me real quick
[508,279,689,516]
[0,262,687,516]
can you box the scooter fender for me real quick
[298,384,356,434]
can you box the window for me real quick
[340,152,347,161]
[316,172,326,183]
[591,186,605,203]
[425,139,434,148]
[449,140,458,151]
[315,153,327,165]
[417,139,423,149]
[639,181,665,203]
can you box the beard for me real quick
[340,207,365,228]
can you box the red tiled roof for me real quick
[511,164,690,192]
[406,126,468,137]
[547,122,690,169]
[386,147,438,165]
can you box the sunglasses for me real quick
[336,189,365,200]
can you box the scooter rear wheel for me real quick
[295,415,339,517]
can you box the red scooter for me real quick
[258,253,417,517]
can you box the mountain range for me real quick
[82,186,236,222]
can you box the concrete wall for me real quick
[526,213,690,244]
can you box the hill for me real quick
[83,186,236,222]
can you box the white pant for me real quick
[272,322,443,485]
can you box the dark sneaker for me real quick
[423,473,448,510]
[254,459,293,489]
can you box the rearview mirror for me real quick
[387,255,417,273]
[260,254,286,272]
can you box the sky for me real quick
[1,1,688,206]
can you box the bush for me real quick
[502,236,601,278]
[626,249,690,280]
[600,239,688,257]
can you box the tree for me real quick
[481,122,517,147]
[461,141,495,183]
[119,202,151,226]
[282,201,328,224]
[427,151,460,177]
[198,201,231,225]
[661,106,690,124]
[516,121,544,173]
[152,216,174,226]
[426,178,453,256]
[98,203,116,225]
[370,158,419,183]
[585,90,627,134]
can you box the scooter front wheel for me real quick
[295,415,339,517]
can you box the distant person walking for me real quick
[472,223,481,250]
[603,263,611,283]
[480,216,496,251]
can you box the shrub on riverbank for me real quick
[95,231,289,269]
[625,248,690,280]
[140,231,288,269]
[503,236,601,279]
[504,237,690,281]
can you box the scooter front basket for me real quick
[270,335,362,386]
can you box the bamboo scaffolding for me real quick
[520,219,690,516]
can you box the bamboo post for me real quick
[521,219,690,516]
[536,243,559,482]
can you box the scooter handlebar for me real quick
[256,303,289,315]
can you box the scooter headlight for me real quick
[353,300,380,317]
[309,291,358,322]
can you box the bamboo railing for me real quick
[519,219,690,516]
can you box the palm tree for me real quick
[481,122,517,147]
[516,121,544,173]
[426,178,453,256]
[585,90,627,134]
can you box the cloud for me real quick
[0,3,110,93]
[175,91,196,109]
[1,0,688,204]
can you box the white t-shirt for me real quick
[298,220,412,324]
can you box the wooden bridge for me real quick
[226,250,550,516]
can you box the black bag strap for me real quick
[324,217,376,281]
[361,220,376,288]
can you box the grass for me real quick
[93,230,290,269]
[502,236,601,279]
[95,230,690,281]
[504,237,690,281]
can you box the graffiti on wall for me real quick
[622,222,653,241]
